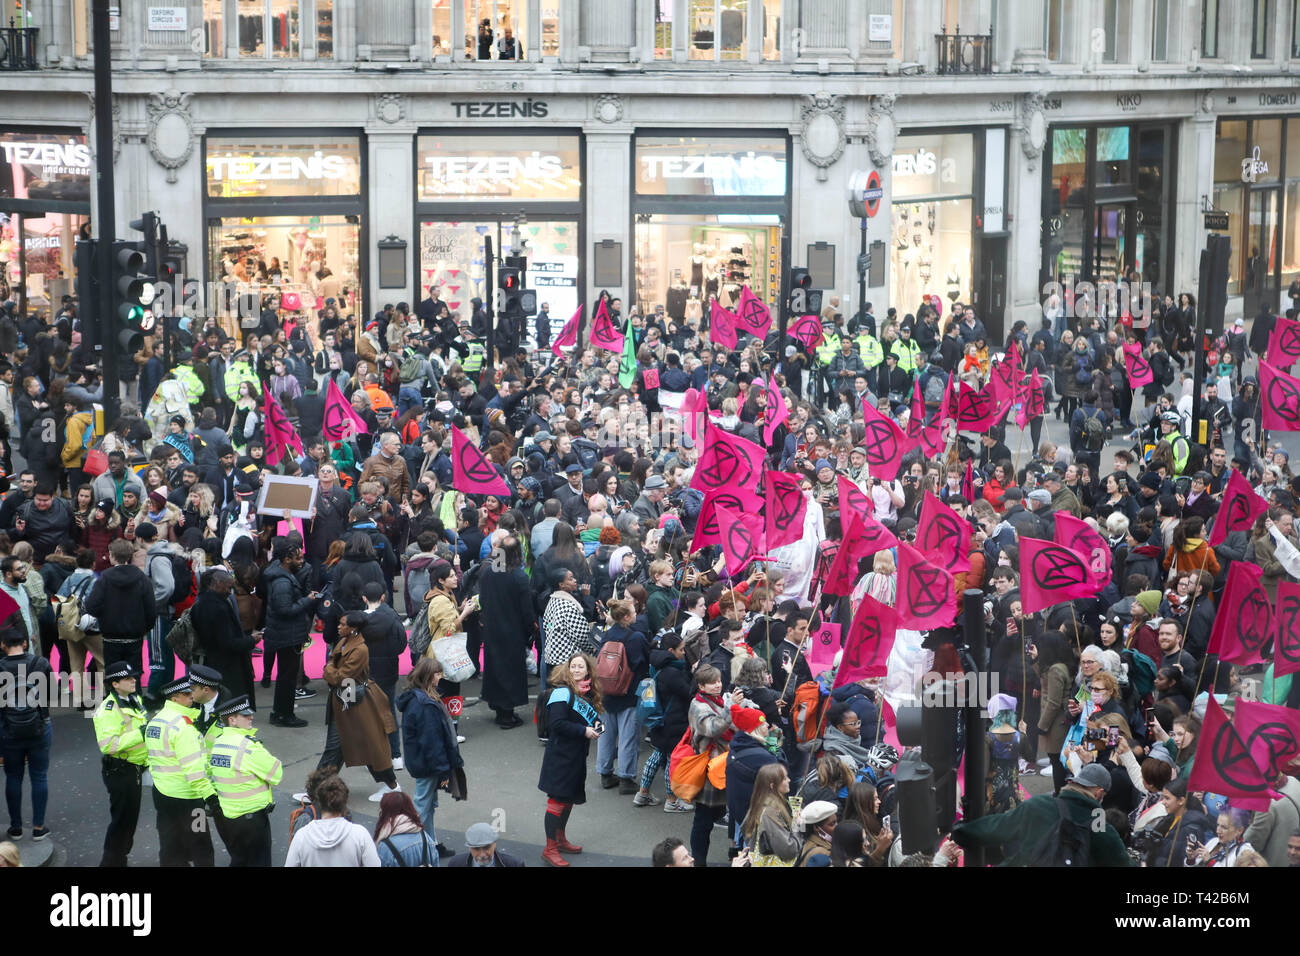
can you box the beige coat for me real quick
[324,631,397,771]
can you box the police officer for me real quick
[145,675,217,867]
[92,660,148,866]
[208,695,282,867]
[189,664,225,752]
[1158,411,1191,475]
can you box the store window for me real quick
[0,132,92,205]
[689,0,748,61]
[1293,0,1300,58]
[416,134,581,203]
[0,213,88,313]
[1151,0,1168,61]
[633,134,788,321]
[1044,0,1070,61]
[465,0,529,61]
[206,137,362,198]
[1252,0,1270,58]
[1284,120,1300,290]
[204,135,364,331]
[541,2,559,55]
[891,133,975,314]
[204,0,223,57]
[235,0,301,58]
[760,0,779,59]
[317,0,333,58]
[1212,120,1247,294]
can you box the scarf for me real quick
[823,725,875,770]
[375,814,424,842]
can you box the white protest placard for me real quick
[255,474,319,520]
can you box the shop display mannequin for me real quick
[690,242,706,290]
[895,229,928,315]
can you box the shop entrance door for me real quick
[1092,203,1131,285]
[976,236,1007,334]
[1245,188,1279,317]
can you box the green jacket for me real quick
[951,789,1133,866]
[645,583,676,635]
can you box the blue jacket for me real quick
[376,829,439,868]
[396,688,463,781]
[725,729,786,836]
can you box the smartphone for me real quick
[1143,706,1155,726]
[1106,726,1120,748]
[593,720,606,736]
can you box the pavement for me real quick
[16,347,1300,867]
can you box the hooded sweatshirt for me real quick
[284,816,381,867]
[1162,536,1220,578]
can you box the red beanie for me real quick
[731,705,763,733]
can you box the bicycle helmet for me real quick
[865,743,900,772]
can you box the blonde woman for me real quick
[850,550,897,616]
[739,762,800,866]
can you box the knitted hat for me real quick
[1134,590,1162,618]
[731,705,764,733]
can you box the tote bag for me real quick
[431,632,476,683]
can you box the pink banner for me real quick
[764,470,807,551]
[734,284,773,339]
[762,374,789,446]
[1261,361,1300,432]
[916,491,972,575]
[321,378,371,441]
[1053,513,1112,590]
[588,298,624,352]
[895,542,956,631]
[551,304,581,357]
[1123,342,1155,389]
[642,368,660,389]
[806,622,842,678]
[689,425,766,495]
[709,298,739,352]
[834,592,898,686]
[714,504,766,577]
[263,389,303,467]
[451,425,512,498]
[1018,537,1102,614]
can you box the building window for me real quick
[654,0,673,59]
[1252,0,1270,58]
[1044,0,1068,61]
[1201,0,1219,57]
[690,0,748,62]
[235,0,301,58]
[204,0,223,57]
[465,0,528,61]
[1151,0,1168,61]
[317,0,333,58]
[1293,0,1300,57]
[1102,0,1130,62]
[432,0,451,56]
[541,2,559,55]
[761,0,779,60]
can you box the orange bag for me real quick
[707,750,729,791]
[669,728,710,803]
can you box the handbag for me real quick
[431,633,476,683]
[707,749,729,790]
[669,728,711,803]
[281,291,302,310]
[84,444,108,477]
[749,810,796,868]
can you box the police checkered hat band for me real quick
[105,660,139,680]
[160,677,192,697]
[188,665,223,688]
[216,695,255,719]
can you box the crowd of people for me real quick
[0,279,1298,869]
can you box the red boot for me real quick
[542,839,569,867]
[555,831,583,854]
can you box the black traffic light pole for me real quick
[92,0,119,423]
[484,234,495,373]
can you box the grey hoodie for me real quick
[144,541,177,606]
[284,817,381,867]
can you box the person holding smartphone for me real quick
[537,652,603,867]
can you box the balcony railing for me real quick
[935,27,992,75]
[0,23,38,71]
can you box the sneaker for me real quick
[601,773,619,790]
[1017,758,1031,774]
[32,826,49,842]
[5,826,20,841]
[269,713,309,728]
[291,792,310,804]
[714,812,729,828]
[368,783,402,803]
[1036,757,1051,768]
[456,735,466,744]
[1040,766,1055,777]
[664,799,693,813]
[618,778,638,795]
[391,757,405,772]
[633,791,661,807]
[294,687,317,700]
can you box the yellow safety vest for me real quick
[815,331,841,366]
[93,692,149,766]
[223,360,259,403]
[145,699,215,800]
[171,365,205,404]
[895,339,921,374]
[1170,434,1190,475]
[208,726,283,817]
[856,333,883,370]
[462,341,486,375]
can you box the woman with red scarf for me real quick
[685,663,738,866]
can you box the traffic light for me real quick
[497,263,537,316]
[788,267,822,316]
[113,213,160,354]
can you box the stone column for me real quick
[579,0,632,61]
[367,130,417,311]
[584,129,631,330]
[1011,0,1046,71]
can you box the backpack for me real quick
[55,575,96,645]
[165,607,201,666]
[407,607,433,660]
[1082,411,1105,452]
[1158,355,1175,387]
[791,680,827,747]
[399,352,424,384]
[637,670,664,729]
[382,834,433,867]
[1027,798,1093,867]
[923,373,946,405]
[595,637,633,696]
[287,799,319,846]
[1,656,48,741]
[572,438,600,474]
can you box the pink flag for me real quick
[837,473,873,523]
[588,298,624,352]
[989,357,1017,405]
[916,491,972,575]
[824,510,898,597]
[1267,314,1300,369]
[1016,368,1045,429]
[709,298,738,352]
[1019,537,1100,614]
[764,470,807,551]
[451,425,512,498]
[858,402,905,481]
[694,486,765,553]
[550,304,581,357]
[907,378,926,436]
[263,389,303,467]
[895,542,956,631]
[1209,468,1268,547]
[1260,361,1300,432]
[713,504,765,577]
[762,374,788,446]
[950,380,1004,431]
[689,425,766,496]
[1187,698,1275,812]
[1207,562,1273,666]
[734,285,773,340]
[0,588,20,625]
[834,593,898,686]
[1053,513,1111,590]
[321,378,371,441]
[1275,580,1300,677]
[1123,342,1154,389]
[788,315,823,350]
[680,387,708,442]
[806,622,841,678]
[642,368,661,390]
[1233,700,1300,778]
